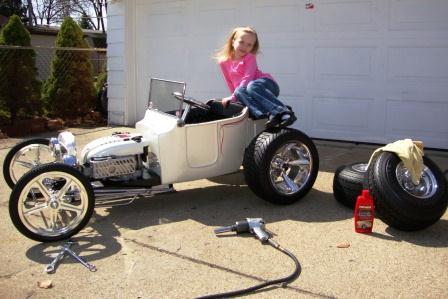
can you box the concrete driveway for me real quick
[0,127,447,298]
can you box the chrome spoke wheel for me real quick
[396,162,438,199]
[9,143,53,186]
[18,171,89,237]
[269,142,313,195]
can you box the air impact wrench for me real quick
[214,218,270,242]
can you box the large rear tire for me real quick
[243,128,319,205]
[368,152,448,231]
[9,163,94,242]
[3,138,53,189]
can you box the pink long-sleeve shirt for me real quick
[219,53,274,102]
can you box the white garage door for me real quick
[133,0,448,149]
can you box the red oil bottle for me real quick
[354,189,375,233]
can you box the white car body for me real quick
[135,107,264,184]
[80,105,265,184]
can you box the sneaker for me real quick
[265,114,281,128]
[279,112,297,127]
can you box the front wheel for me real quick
[3,138,54,189]
[9,163,94,242]
[243,128,319,205]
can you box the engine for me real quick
[78,132,158,181]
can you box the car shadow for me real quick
[23,170,347,265]
[95,182,448,248]
[23,171,448,266]
[25,215,122,265]
[101,183,347,231]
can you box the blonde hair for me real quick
[214,26,260,62]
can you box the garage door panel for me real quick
[388,47,448,81]
[274,74,305,96]
[143,47,186,75]
[251,0,303,33]
[386,99,448,135]
[188,50,217,75]
[195,10,237,35]
[311,96,374,131]
[193,1,238,35]
[317,0,378,32]
[195,0,237,10]
[261,47,303,75]
[187,48,227,95]
[188,72,227,95]
[282,95,308,130]
[389,0,448,31]
[315,46,376,81]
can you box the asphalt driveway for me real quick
[0,127,447,298]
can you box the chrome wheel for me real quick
[269,142,313,195]
[9,143,53,185]
[396,162,438,199]
[17,171,90,238]
[352,163,368,172]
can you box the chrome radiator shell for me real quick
[90,156,137,179]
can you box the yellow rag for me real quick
[367,139,424,185]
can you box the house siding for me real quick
[107,2,127,125]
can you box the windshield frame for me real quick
[147,78,187,121]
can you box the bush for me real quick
[95,67,107,96]
[0,15,41,123]
[42,17,95,118]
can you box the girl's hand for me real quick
[221,96,232,108]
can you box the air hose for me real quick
[197,219,301,298]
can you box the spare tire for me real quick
[333,163,368,209]
[368,152,448,231]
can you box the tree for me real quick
[0,0,27,23]
[42,17,95,118]
[78,12,92,30]
[0,14,40,122]
[27,0,71,26]
[72,0,107,32]
[0,0,25,17]
[24,0,107,30]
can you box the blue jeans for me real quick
[234,78,288,119]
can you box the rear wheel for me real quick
[9,163,94,242]
[368,152,448,231]
[3,138,53,189]
[243,128,319,205]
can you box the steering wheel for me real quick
[173,92,210,112]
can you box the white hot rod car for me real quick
[3,78,319,242]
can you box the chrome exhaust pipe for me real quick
[93,185,175,207]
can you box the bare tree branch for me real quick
[24,0,106,30]
[71,0,106,32]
